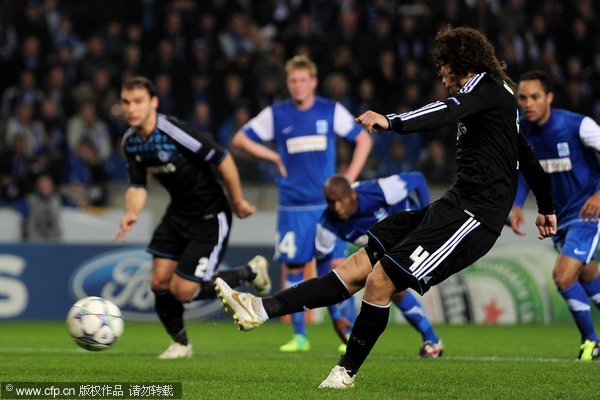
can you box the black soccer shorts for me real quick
[147,208,232,283]
[366,199,498,295]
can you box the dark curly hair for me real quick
[432,26,514,86]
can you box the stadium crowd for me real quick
[0,0,599,212]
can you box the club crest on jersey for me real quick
[557,142,569,157]
[316,120,328,134]
[158,150,170,162]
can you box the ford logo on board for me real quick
[69,248,225,321]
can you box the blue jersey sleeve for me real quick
[513,172,529,208]
[400,171,431,207]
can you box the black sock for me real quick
[339,301,390,376]
[262,272,350,318]
[154,290,188,345]
[193,265,255,301]
[217,265,255,284]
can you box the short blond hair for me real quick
[285,55,317,78]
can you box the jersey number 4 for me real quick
[275,231,298,259]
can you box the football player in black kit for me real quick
[115,76,271,359]
[214,27,558,387]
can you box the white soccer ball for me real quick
[66,296,124,351]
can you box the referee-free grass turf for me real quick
[0,321,597,399]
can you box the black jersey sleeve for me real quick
[517,133,555,214]
[386,75,496,134]
[166,116,227,165]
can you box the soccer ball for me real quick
[66,296,124,351]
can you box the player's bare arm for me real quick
[218,153,256,218]
[579,191,600,222]
[114,186,147,241]
[355,111,390,134]
[231,130,288,177]
[344,130,372,182]
[509,205,526,236]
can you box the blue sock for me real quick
[560,283,599,343]
[394,291,439,343]
[286,270,306,337]
[582,275,600,310]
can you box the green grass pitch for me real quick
[0,321,597,399]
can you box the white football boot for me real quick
[318,365,355,389]
[158,341,193,359]
[247,255,271,296]
[215,278,264,331]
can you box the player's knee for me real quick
[364,266,395,304]
[172,290,193,303]
[150,277,170,292]
[553,269,578,290]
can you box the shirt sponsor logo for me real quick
[539,158,572,173]
[286,135,327,154]
[316,119,328,134]
[147,163,177,174]
[557,142,570,157]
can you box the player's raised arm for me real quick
[355,111,390,134]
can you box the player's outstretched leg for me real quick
[215,278,266,331]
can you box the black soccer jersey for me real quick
[122,114,229,217]
[386,73,553,234]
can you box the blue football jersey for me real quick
[315,172,430,257]
[515,109,600,227]
[242,97,362,206]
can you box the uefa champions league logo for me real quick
[70,249,225,321]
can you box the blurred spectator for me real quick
[62,137,108,208]
[354,77,382,115]
[66,101,112,161]
[217,100,251,148]
[418,140,455,185]
[42,65,68,116]
[78,34,112,82]
[52,17,85,60]
[102,20,125,62]
[1,69,43,118]
[71,67,119,123]
[154,72,178,116]
[188,101,213,137]
[4,102,47,159]
[323,72,353,112]
[0,135,34,204]
[39,97,69,184]
[282,13,326,62]
[23,174,62,241]
[218,13,255,61]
